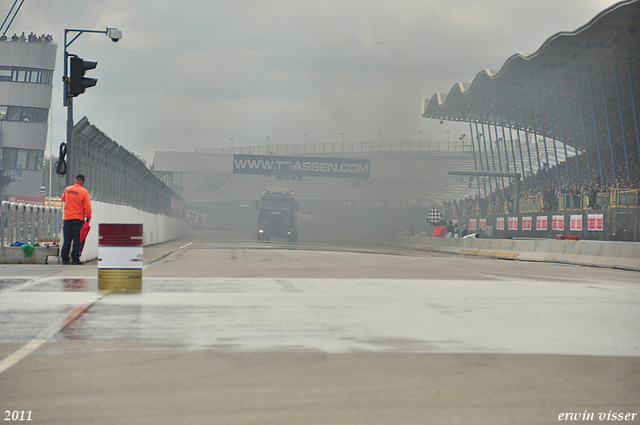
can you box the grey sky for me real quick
[8,0,622,164]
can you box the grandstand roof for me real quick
[422,0,640,156]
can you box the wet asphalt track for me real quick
[1,230,639,424]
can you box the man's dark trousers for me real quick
[61,219,84,263]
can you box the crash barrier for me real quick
[0,201,62,246]
[98,223,143,292]
[393,234,640,271]
[314,230,640,271]
[78,201,187,263]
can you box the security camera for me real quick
[106,28,122,42]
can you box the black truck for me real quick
[256,189,299,242]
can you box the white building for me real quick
[0,34,57,204]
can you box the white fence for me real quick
[0,201,62,246]
[1,200,187,263]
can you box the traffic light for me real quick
[69,56,98,97]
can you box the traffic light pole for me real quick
[65,87,74,187]
[62,27,120,187]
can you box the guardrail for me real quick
[0,201,62,246]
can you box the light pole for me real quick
[266,135,269,154]
[63,27,121,186]
[230,137,233,154]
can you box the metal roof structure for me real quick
[422,0,640,183]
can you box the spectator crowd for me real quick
[446,145,640,214]
[0,32,54,43]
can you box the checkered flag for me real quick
[427,207,443,224]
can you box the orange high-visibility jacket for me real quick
[61,183,92,221]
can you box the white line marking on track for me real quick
[144,241,194,268]
[0,291,111,375]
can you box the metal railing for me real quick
[452,191,639,217]
[0,201,62,246]
[463,203,479,216]
[73,117,182,216]
[519,197,544,213]
[610,189,639,208]
[558,194,588,211]
[195,140,474,155]
[595,193,609,208]
[488,202,507,215]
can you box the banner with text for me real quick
[588,214,604,231]
[570,215,583,231]
[552,215,564,231]
[536,216,548,231]
[233,154,370,178]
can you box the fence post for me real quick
[34,206,42,243]
[19,204,27,244]
[9,203,16,244]
[0,201,6,247]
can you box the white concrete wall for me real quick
[80,201,187,262]
[392,234,640,271]
[316,231,640,272]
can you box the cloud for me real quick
[7,0,622,163]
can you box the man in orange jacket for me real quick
[61,174,92,265]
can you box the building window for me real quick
[2,148,44,171]
[0,105,49,123]
[0,66,53,85]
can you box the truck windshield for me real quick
[261,199,293,211]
